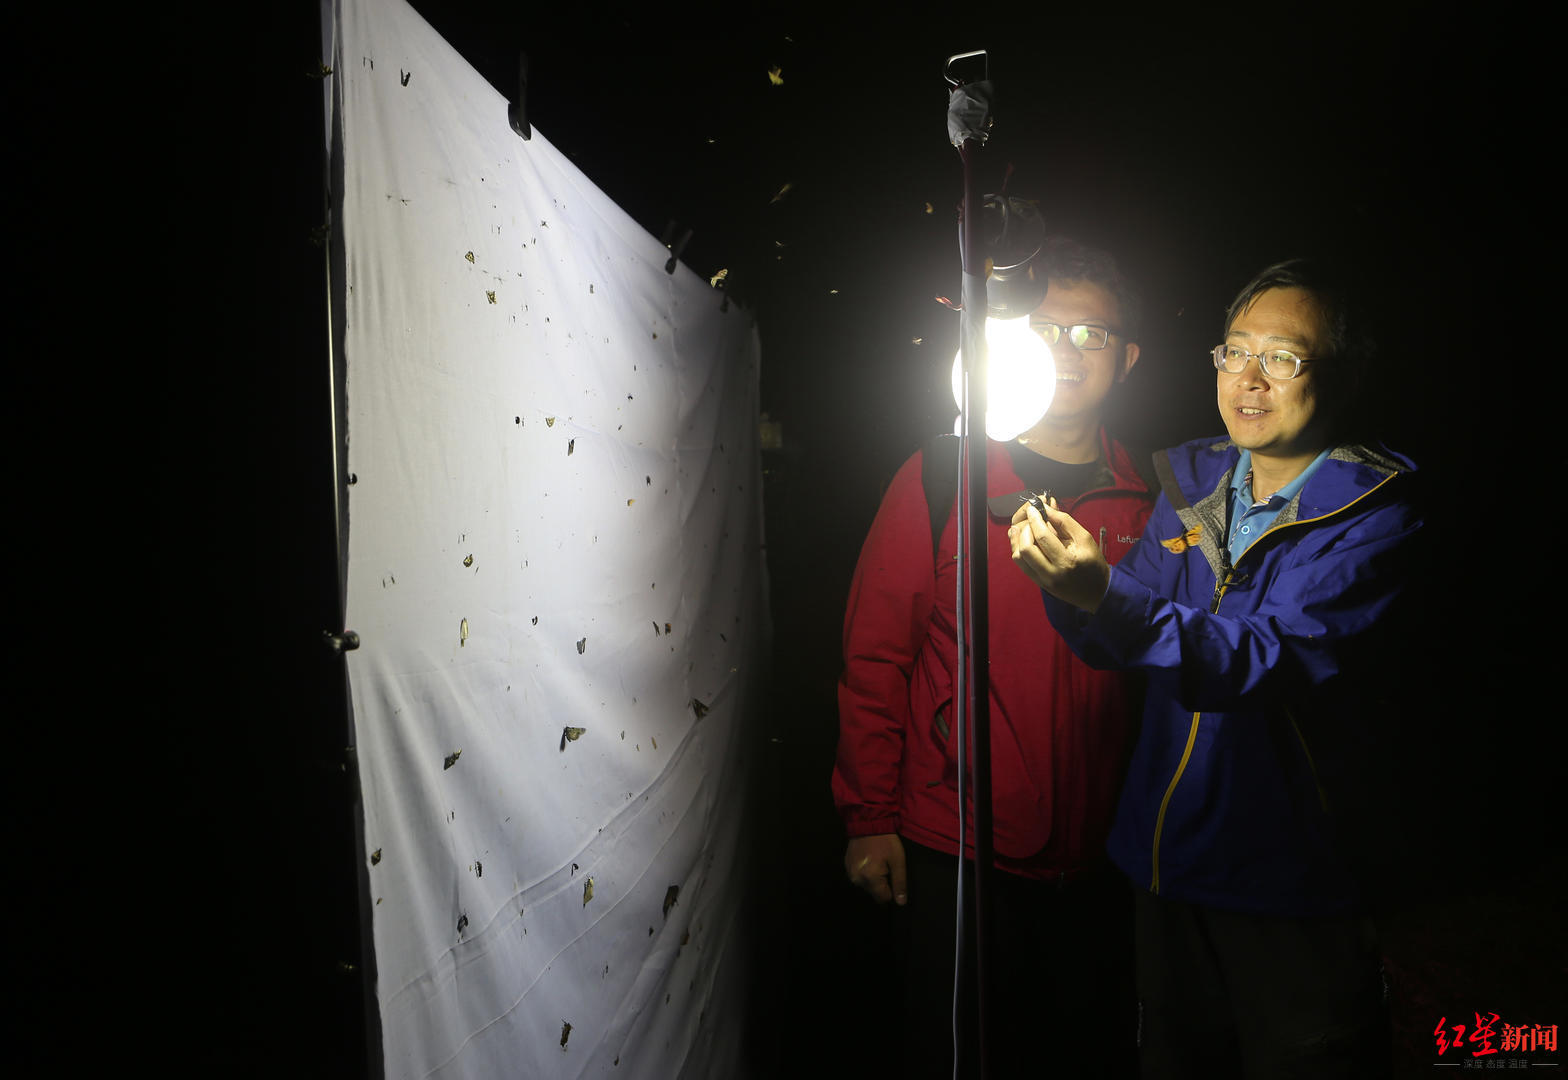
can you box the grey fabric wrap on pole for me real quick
[947,81,993,148]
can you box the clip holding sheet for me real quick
[660,221,693,275]
[507,50,531,140]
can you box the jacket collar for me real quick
[1154,437,1414,578]
[984,427,1154,518]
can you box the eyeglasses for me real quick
[1032,322,1117,351]
[1212,344,1313,380]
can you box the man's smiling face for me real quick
[1029,279,1137,423]
[1217,286,1331,466]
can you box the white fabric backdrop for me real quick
[325,2,767,1075]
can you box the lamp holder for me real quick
[978,194,1047,319]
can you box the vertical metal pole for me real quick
[956,134,995,1080]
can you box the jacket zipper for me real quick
[1146,472,1401,892]
[1152,550,1234,893]
[1150,711,1201,894]
[1062,479,1158,518]
[1067,484,1154,563]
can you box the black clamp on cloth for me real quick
[508,50,531,140]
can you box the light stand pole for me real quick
[945,50,995,1080]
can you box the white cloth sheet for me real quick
[326,2,767,1075]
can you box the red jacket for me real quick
[832,430,1156,877]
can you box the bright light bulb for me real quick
[951,316,1055,441]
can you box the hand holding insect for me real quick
[1008,496,1112,613]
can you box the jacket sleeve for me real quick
[831,451,939,837]
[1045,495,1422,713]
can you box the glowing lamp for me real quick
[951,315,1055,441]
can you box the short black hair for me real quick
[1225,257,1374,377]
[1039,236,1143,343]
[1225,257,1376,439]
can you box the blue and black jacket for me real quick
[1045,436,1422,916]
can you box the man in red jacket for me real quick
[832,237,1154,1075]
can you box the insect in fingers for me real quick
[1022,489,1054,515]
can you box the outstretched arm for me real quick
[1009,493,1422,713]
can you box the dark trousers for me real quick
[896,839,1137,1078]
[1134,891,1390,1079]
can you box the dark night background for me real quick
[147,3,1562,1076]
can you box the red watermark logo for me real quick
[1433,1013,1558,1069]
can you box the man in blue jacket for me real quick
[1008,258,1420,1078]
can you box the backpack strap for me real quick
[1126,442,1161,499]
[919,432,961,561]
